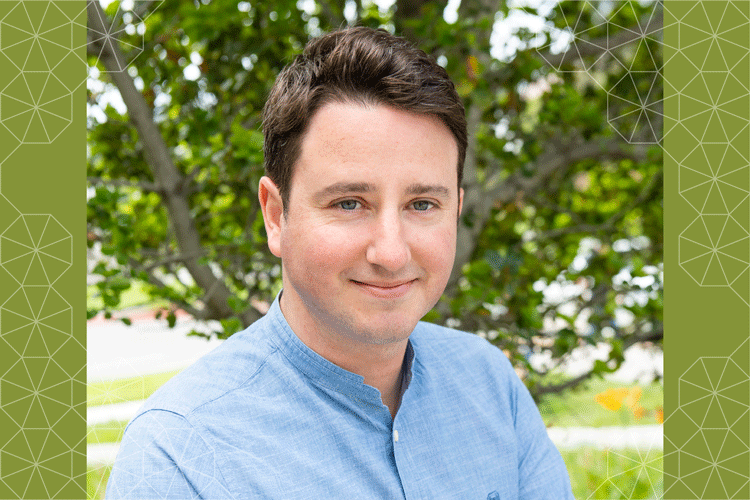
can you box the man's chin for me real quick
[345,314,419,345]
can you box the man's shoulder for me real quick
[411,320,514,373]
[134,314,279,420]
[412,320,503,355]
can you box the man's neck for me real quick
[279,291,408,417]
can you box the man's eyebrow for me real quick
[405,184,451,198]
[314,182,375,200]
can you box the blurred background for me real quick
[86,0,664,498]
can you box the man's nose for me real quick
[366,209,411,272]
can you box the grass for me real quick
[85,448,663,500]
[87,370,183,446]
[87,281,168,312]
[88,420,128,445]
[563,448,663,499]
[87,465,111,500]
[539,378,663,428]
[88,369,183,407]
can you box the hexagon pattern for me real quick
[0,0,159,144]
[664,339,750,499]
[0,282,86,499]
[0,214,72,286]
[537,0,666,144]
[0,1,85,144]
[587,447,663,500]
[671,0,750,306]
[87,0,163,73]
[0,1,163,496]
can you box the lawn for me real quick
[563,448,663,499]
[88,420,129,445]
[87,465,110,500]
[539,378,663,428]
[88,369,183,407]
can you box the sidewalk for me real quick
[88,308,223,382]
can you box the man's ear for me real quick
[458,187,464,218]
[258,176,283,258]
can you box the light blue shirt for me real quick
[105,293,573,499]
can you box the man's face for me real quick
[261,101,463,346]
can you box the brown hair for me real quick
[261,26,467,210]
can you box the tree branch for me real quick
[532,321,662,398]
[450,132,650,290]
[140,250,206,272]
[133,0,159,21]
[519,168,662,244]
[126,257,207,320]
[534,370,593,397]
[87,0,260,328]
[624,325,663,349]
[530,192,585,225]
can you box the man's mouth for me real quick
[351,279,417,298]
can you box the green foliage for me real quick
[562,448,663,499]
[87,0,663,396]
[87,465,110,500]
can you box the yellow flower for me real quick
[624,387,642,410]
[594,388,630,411]
[632,405,646,420]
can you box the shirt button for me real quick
[393,429,399,442]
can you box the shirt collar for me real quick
[266,291,415,406]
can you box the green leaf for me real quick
[227,295,247,313]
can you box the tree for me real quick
[86,0,663,397]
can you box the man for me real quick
[106,27,573,499]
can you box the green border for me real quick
[664,1,750,499]
[0,1,86,499]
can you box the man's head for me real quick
[262,26,467,211]
[259,27,466,349]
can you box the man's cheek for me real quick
[415,227,457,263]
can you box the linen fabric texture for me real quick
[105,293,573,499]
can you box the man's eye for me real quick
[338,200,360,210]
[412,200,433,211]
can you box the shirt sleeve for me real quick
[511,374,575,500]
[105,409,234,500]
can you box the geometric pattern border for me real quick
[664,339,750,499]
[537,0,666,144]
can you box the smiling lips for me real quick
[352,279,417,298]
